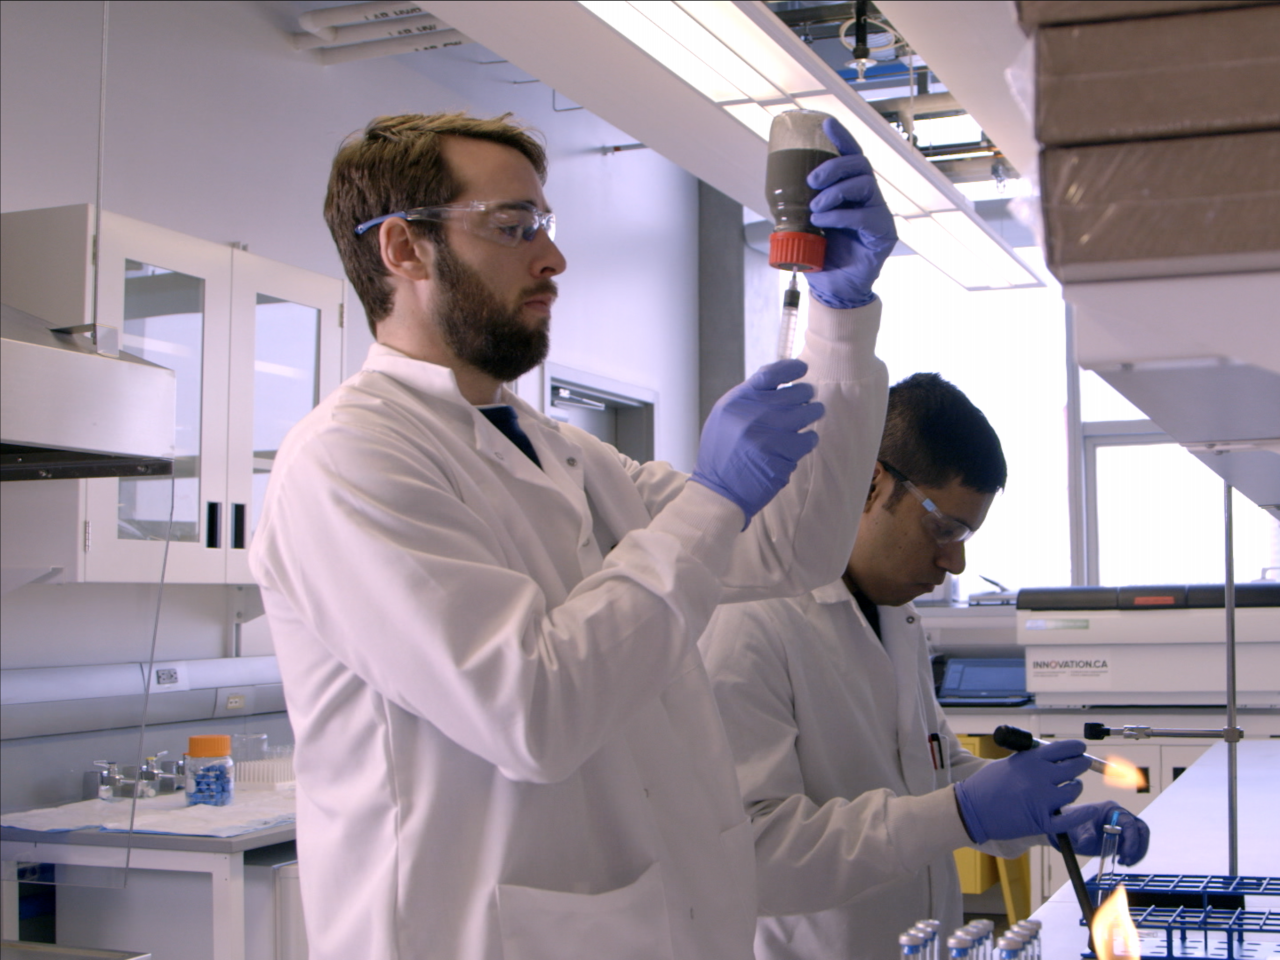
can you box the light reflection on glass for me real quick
[118,260,204,542]
[252,294,319,533]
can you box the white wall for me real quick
[1,0,703,672]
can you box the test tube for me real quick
[948,933,975,960]
[912,923,938,960]
[996,936,1023,960]
[970,919,996,960]
[1004,928,1033,960]
[900,932,926,960]
[1013,922,1041,960]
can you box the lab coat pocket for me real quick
[496,861,675,960]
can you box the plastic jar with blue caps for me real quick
[186,734,234,806]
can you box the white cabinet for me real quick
[1,205,342,584]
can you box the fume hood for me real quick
[1,301,176,481]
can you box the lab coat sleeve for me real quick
[252,416,743,786]
[700,600,975,917]
[621,298,887,600]
[722,298,887,599]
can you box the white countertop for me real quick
[1032,739,1280,959]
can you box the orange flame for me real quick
[1091,884,1142,960]
[1102,756,1148,791]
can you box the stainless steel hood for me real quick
[1,302,176,480]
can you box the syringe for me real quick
[777,271,801,359]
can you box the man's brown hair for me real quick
[324,113,548,333]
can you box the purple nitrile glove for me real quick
[691,358,824,527]
[954,739,1092,844]
[1049,800,1151,866]
[805,117,898,310]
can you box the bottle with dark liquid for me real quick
[766,110,837,273]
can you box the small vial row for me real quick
[900,918,1042,960]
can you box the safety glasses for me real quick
[878,460,975,544]
[354,200,556,247]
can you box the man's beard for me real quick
[433,240,554,384]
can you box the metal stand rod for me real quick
[1224,481,1238,878]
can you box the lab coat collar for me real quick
[361,343,566,449]
[812,578,854,605]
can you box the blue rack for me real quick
[1082,875,1279,959]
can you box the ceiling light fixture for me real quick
[577,0,1040,292]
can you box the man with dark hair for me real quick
[250,111,899,959]
[699,373,1149,960]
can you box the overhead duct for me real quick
[291,2,473,65]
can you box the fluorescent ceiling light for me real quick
[723,102,776,140]
[578,1,746,103]
[675,0,826,96]
[933,210,1040,287]
[894,216,1011,290]
[636,2,782,101]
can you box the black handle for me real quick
[206,502,221,549]
[992,724,1037,752]
[232,503,246,549]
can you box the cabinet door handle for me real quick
[232,503,246,550]
[206,502,222,549]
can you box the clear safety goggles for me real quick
[354,200,556,247]
[878,460,975,544]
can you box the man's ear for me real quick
[863,462,885,514]
[379,217,433,282]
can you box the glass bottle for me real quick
[185,734,235,806]
[765,109,837,273]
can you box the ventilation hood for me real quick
[1,302,176,481]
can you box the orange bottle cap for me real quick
[769,231,826,272]
[188,734,232,757]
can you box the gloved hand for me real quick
[1049,800,1150,866]
[953,739,1091,845]
[691,358,824,527]
[805,117,898,310]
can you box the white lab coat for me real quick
[699,583,1030,960]
[249,300,888,960]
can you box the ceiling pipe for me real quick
[293,11,452,51]
[298,1,425,39]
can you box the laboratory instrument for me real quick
[992,725,1108,776]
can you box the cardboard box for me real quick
[1040,130,1280,282]
[1017,0,1276,29]
[1035,5,1280,146]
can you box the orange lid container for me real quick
[188,734,232,757]
[769,230,827,272]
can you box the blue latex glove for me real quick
[1049,800,1151,866]
[805,117,898,310]
[691,358,824,527]
[954,739,1091,845]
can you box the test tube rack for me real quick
[1081,874,1280,959]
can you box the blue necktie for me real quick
[480,405,542,469]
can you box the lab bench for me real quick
[1028,739,1280,960]
[0,823,300,960]
[940,708,1280,912]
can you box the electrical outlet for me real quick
[155,668,180,686]
[225,694,246,710]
